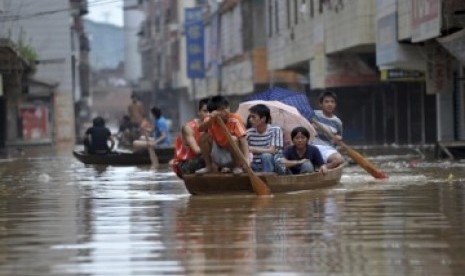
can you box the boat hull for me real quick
[73,148,173,165]
[183,164,344,195]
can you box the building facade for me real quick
[266,0,465,146]
[0,0,89,146]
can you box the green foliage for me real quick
[16,27,39,65]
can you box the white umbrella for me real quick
[236,100,317,146]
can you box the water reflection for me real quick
[0,147,464,275]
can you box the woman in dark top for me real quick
[282,127,328,175]
[84,116,115,154]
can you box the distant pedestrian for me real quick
[127,93,145,126]
[150,106,171,146]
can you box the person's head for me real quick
[208,95,230,120]
[93,116,105,127]
[291,127,310,149]
[122,115,130,122]
[319,91,337,115]
[198,97,210,120]
[131,93,139,102]
[248,104,271,128]
[151,106,162,119]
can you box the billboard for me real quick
[185,7,205,79]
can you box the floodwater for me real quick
[0,145,464,276]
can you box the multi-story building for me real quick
[138,0,199,130]
[266,0,465,147]
[0,0,89,146]
[123,0,143,86]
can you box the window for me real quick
[294,0,299,24]
[275,0,279,33]
[268,0,273,36]
[310,0,314,18]
[287,0,291,28]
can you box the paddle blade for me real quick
[344,146,388,179]
[244,166,271,195]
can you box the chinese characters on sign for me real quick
[185,8,205,78]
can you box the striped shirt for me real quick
[247,124,284,165]
[312,110,343,147]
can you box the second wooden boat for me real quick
[73,147,174,165]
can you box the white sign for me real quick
[411,0,441,42]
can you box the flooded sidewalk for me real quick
[0,145,464,275]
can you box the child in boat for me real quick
[172,97,210,178]
[246,104,285,174]
[84,116,115,154]
[195,95,249,175]
[311,91,344,169]
[282,127,327,175]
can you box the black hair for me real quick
[245,114,253,129]
[151,106,162,119]
[131,93,138,100]
[291,127,310,140]
[207,95,229,112]
[93,116,105,127]
[249,104,271,124]
[198,97,210,111]
[319,91,337,103]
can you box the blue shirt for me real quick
[153,116,171,146]
[283,145,324,174]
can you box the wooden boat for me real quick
[73,147,173,165]
[183,164,344,195]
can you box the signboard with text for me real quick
[411,0,441,42]
[185,7,205,79]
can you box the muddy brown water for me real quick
[0,145,464,275]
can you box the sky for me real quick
[85,0,124,26]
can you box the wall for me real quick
[0,0,76,141]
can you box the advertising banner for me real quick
[411,0,441,42]
[185,7,205,79]
[19,105,49,140]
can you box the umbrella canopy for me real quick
[246,87,316,121]
[236,100,316,146]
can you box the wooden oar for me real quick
[215,117,271,195]
[311,119,388,179]
[144,132,159,169]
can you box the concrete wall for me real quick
[0,0,76,141]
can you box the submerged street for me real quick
[0,145,464,275]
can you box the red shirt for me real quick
[173,119,201,163]
[206,113,246,147]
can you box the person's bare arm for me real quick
[249,145,276,154]
[238,136,250,165]
[108,136,116,151]
[281,158,309,168]
[182,125,201,154]
[198,111,220,132]
[154,131,166,145]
